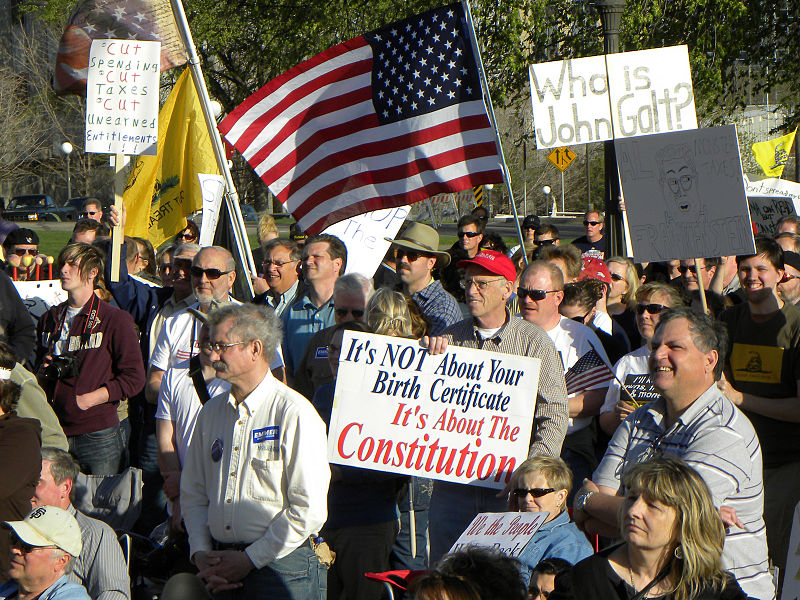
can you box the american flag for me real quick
[564,349,614,395]
[54,0,187,95]
[219,3,504,234]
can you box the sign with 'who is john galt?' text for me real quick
[529,45,696,149]
[327,332,540,489]
[85,39,161,156]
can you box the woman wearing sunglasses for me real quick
[598,283,685,436]
[606,257,641,349]
[173,219,199,245]
[509,456,593,585]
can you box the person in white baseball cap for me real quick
[0,506,89,600]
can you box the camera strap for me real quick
[49,294,99,355]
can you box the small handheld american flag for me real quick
[564,349,614,396]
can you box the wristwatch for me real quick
[575,489,596,513]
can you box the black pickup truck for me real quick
[3,194,78,222]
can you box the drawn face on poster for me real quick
[656,145,701,224]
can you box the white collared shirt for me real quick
[180,370,330,567]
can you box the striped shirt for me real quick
[68,505,130,600]
[594,385,774,600]
[443,313,569,457]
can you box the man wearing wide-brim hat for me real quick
[0,505,90,600]
[386,222,461,337]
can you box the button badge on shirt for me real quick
[211,438,224,462]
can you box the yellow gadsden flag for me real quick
[752,127,797,178]
[124,68,219,247]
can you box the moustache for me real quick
[212,361,228,371]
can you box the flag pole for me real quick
[169,0,256,298]
[461,0,527,265]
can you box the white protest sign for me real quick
[529,45,696,149]
[322,206,409,278]
[450,512,549,558]
[615,125,755,262]
[14,280,68,321]
[197,173,226,247]
[745,176,800,213]
[328,332,540,489]
[605,46,696,140]
[85,39,161,156]
[746,196,795,236]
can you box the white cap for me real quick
[4,506,82,557]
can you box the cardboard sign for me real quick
[746,176,800,219]
[450,512,549,557]
[616,125,756,262]
[622,374,659,408]
[747,195,795,236]
[322,206,409,279]
[328,332,540,489]
[14,280,68,321]
[529,45,696,149]
[85,39,161,156]
[198,173,226,247]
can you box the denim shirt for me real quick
[517,510,594,584]
[0,575,91,600]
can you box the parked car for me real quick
[240,204,259,222]
[3,195,78,222]
[65,196,109,217]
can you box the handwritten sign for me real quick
[616,125,755,262]
[450,512,549,557]
[328,332,540,489]
[14,280,68,321]
[622,374,659,408]
[747,196,795,236]
[746,176,800,218]
[529,45,696,149]
[322,206,409,278]
[198,173,226,247]
[85,39,161,156]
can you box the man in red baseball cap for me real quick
[424,249,569,564]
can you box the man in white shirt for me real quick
[181,304,329,598]
[518,261,610,497]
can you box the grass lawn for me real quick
[35,230,74,259]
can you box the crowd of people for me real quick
[0,202,797,600]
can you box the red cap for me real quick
[457,249,517,282]
[579,257,612,286]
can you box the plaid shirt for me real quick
[410,279,462,336]
[443,313,569,457]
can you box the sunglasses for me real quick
[176,232,197,240]
[570,311,592,323]
[458,231,481,238]
[395,248,430,262]
[677,265,708,275]
[78,211,99,218]
[200,341,247,353]
[517,287,559,301]
[583,221,601,226]
[190,266,232,280]
[9,533,57,554]
[513,488,556,498]
[534,238,557,246]
[12,248,37,256]
[335,308,364,318]
[636,303,669,315]
[610,273,624,281]
[781,274,799,283]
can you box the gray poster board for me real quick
[747,196,795,236]
[615,125,756,262]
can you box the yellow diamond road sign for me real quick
[547,146,577,172]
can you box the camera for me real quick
[43,354,80,380]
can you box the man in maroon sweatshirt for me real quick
[35,243,144,475]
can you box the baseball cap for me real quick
[522,215,540,230]
[579,257,612,286]
[4,506,82,557]
[457,249,517,282]
[3,228,39,248]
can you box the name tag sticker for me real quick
[253,426,279,444]
[315,346,329,359]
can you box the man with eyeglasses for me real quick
[424,249,569,563]
[79,199,103,223]
[575,308,773,600]
[571,211,606,260]
[441,214,485,302]
[181,304,329,599]
[253,239,306,317]
[677,257,721,292]
[778,250,800,306]
[292,273,372,400]
[507,215,541,258]
[0,506,90,600]
[2,228,41,281]
[517,261,610,499]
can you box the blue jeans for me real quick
[68,425,124,476]
[135,429,167,536]
[428,481,505,566]
[215,542,326,600]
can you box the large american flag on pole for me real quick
[564,349,614,396]
[218,3,504,234]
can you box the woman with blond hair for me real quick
[367,287,415,338]
[550,457,748,600]
[606,256,641,348]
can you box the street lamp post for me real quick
[484,183,494,216]
[593,0,626,256]
[60,142,73,202]
[543,185,553,217]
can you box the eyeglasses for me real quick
[263,259,298,268]
[513,488,556,499]
[677,265,709,275]
[9,533,57,554]
[335,308,364,318]
[534,238,557,246]
[782,274,799,283]
[636,303,669,315]
[570,311,592,323]
[176,232,197,240]
[517,287,560,301]
[201,341,247,353]
[12,248,37,257]
[78,210,99,218]
[190,266,232,280]
[158,264,171,274]
[610,273,624,281]
[458,231,481,238]
[460,277,504,290]
[395,248,430,262]
[583,220,601,226]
